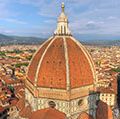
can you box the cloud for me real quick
[70,19,105,35]
[107,16,117,20]
[0,0,120,36]
[0,26,15,34]
[4,18,27,24]
[18,0,43,6]
[86,21,104,26]
[86,21,98,29]
[0,0,10,18]
[44,19,56,24]
[0,0,20,18]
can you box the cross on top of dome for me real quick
[54,2,71,36]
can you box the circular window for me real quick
[48,101,56,108]
[78,99,83,106]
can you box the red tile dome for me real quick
[29,107,66,119]
[27,36,95,89]
[77,112,93,119]
[25,3,97,119]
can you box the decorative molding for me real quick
[63,36,70,91]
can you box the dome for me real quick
[25,3,97,118]
[27,36,95,89]
[29,108,66,119]
[77,112,93,119]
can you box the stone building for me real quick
[97,87,116,107]
[25,3,98,119]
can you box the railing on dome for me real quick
[54,33,72,36]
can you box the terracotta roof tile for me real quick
[16,98,25,111]
[19,105,32,118]
[29,108,66,119]
[77,112,93,119]
[97,87,115,94]
[0,106,4,112]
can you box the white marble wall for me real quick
[100,93,116,106]
[25,88,98,119]
[25,88,38,111]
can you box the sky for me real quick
[0,0,120,38]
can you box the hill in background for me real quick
[0,33,120,46]
[0,34,45,45]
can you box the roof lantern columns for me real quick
[54,2,71,36]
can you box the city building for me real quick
[97,87,116,107]
[96,100,113,119]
